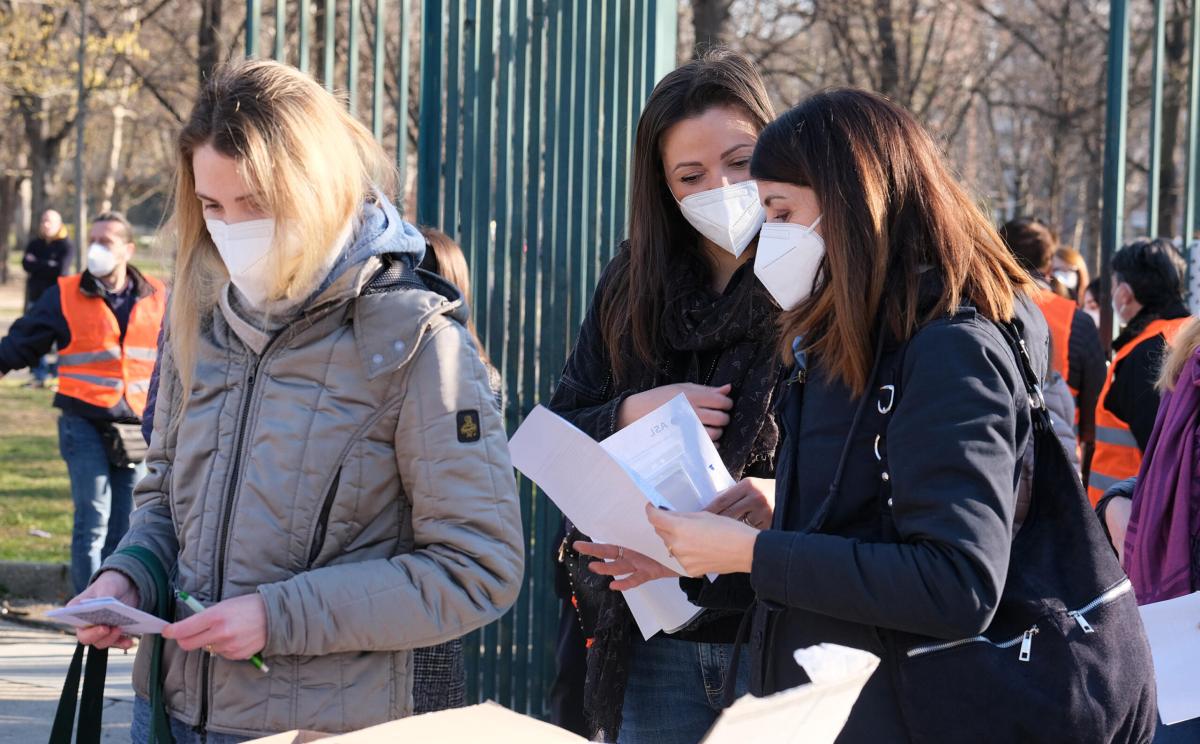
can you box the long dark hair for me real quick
[751,89,1032,395]
[600,49,774,385]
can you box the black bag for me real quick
[50,546,174,744]
[868,319,1158,743]
[93,421,149,468]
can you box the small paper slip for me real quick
[46,597,168,635]
[702,644,879,744]
[509,395,736,639]
[1138,591,1200,725]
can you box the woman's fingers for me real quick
[77,625,122,648]
[573,541,620,560]
[704,426,724,441]
[695,407,731,428]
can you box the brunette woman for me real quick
[549,50,782,743]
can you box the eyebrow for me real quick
[763,195,786,207]
[195,192,257,204]
[670,143,754,173]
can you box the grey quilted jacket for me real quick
[102,211,523,737]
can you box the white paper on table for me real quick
[1138,591,1200,725]
[702,644,880,744]
[509,396,737,639]
[46,597,168,635]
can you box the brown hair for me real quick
[418,227,491,366]
[600,49,774,385]
[1158,318,1200,392]
[750,89,1033,395]
[1055,246,1090,305]
[93,211,134,244]
[998,218,1057,275]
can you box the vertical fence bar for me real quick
[1184,0,1200,243]
[348,0,361,116]
[1100,0,1130,355]
[600,0,619,257]
[246,0,262,56]
[443,0,464,235]
[417,0,444,224]
[323,0,336,90]
[274,0,286,60]
[653,0,678,83]
[396,0,411,208]
[298,0,311,73]
[612,0,634,256]
[567,2,590,332]
[1148,0,1166,238]
[371,0,386,138]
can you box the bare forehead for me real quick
[660,106,759,166]
[90,220,129,243]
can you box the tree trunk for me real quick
[199,0,224,83]
[1156,4,1188,238]
[691,0,733,55]
[0,174,19,285]
[20,97,70,238]
[100,69,135,214]
[875,0,901,100]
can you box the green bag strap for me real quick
[114,545,174,744]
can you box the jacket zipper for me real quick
[199,331,285,735]
[906,625,1040,661]
[1068,577,1132,634]
[905,577,1133,662]
[307,468,343,568]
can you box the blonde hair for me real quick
[1158,317,1200,392]
[165,59,395,399]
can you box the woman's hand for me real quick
[617,383,734,441]
[71,570,140,651]
[574,540,680,591]
[704,478,775,529]
[646,504,759,577]
[1104,496,1133,567]
[162,593,267,661]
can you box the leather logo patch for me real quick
[457,410,481,443]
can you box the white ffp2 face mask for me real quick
[676,180,766,258]
[86,243,119,278]
[753,216,825,311]
[206,218,278,307]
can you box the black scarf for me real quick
[1114,300,1192,352]
[656,257,782,478]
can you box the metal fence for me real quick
[1101,0,1200,348]
[245,0,679,716]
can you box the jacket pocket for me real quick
[307,467,342,568]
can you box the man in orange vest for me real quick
[999,219,1106,476]
[1087,238,1192,505]
[0,212,166,592]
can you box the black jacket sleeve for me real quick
[0,285,71,374]
[1067,309,1105,444]
[546,259,633,440]
[749,319,1027,640]
[1105,336,1167,452]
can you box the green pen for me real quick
[175,590,270,674]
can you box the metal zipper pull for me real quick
[1070,611,1095,634]
[1019,627,1036,662]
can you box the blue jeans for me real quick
[132,697,254,744]
[1157,715,1200,743]
[57,413,145,593]
[31,354,55,383]
[618,636,750,744]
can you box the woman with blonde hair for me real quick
[1052,246,1090,304]
[67,59,524,743]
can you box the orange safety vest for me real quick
[56,273,166,418]
[1086,317,1190,505]
[1035,289,1077,394]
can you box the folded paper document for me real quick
[46,597,167,635]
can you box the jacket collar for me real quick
[353,267,468,381]
[80,264,156,300]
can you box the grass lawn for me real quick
[0,375,71,563]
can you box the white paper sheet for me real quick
[1138,591,1200,725]
[46,597,168,635]
[702,644,880,744]
[509,395,736,638]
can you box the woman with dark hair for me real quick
[1087,238,1191,504]
[632,89,1156,742]
[549,49,781,743]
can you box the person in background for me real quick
[1088,238,1192,504]
[998,218,1105,478]
[21,209,76,387]
[0,211,164,592]
[554,50,781,743]
[1053,245,1090,304]
[1083,278,1103,329]
[68,60,523,743]
[1097,318,1200,743]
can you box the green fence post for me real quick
[323,0,336,90]
[348,0,361,117]
[371,0,386,139]
[1100,0,1130,354]
[443,0,464,235]
[298,0,310,73]
[417,0,444,225]
[396,0,411,209]
[274,0,286,61]
[246,0,261,57]
[1148,0,1165,238]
